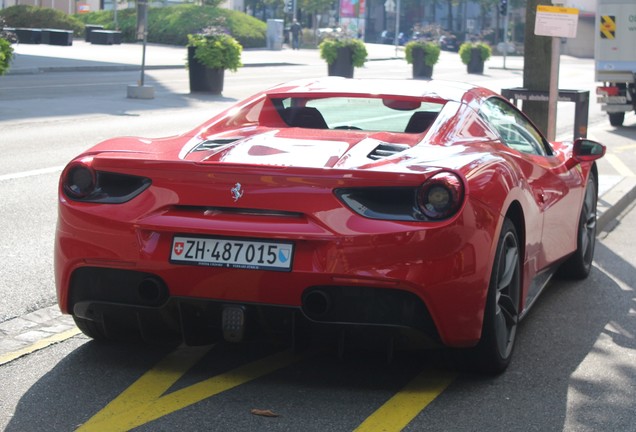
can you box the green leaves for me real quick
[187,33,243,72]
[458,42,492,65]
[319,38,367,67]
[405,41,441,67]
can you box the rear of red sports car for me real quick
[55,78,604,372]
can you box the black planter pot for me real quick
[411,48,433,79]
[467,48,485,74]
[327,47,354,78]
[85,24,104,42]
[188,46,225,94]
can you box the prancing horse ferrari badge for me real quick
[231,183,244,202]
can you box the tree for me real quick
[522,0,552,135]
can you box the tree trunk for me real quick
[522,0,552,136]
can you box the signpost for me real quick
[127,0,154,99]
[534,5,579,141]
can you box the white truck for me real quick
[595,0,636,126]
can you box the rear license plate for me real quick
[170,236,294,271]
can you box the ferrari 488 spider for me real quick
[55,78,605,373]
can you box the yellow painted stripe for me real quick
[78,348,304,431]
[605,153,635,177]
[354,369,456,432]
[0,327,81,366]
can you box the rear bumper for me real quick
[55,197,498,348]
[68,267,442,347]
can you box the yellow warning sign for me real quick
[600,15,616,39]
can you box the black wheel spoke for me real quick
[495,312,509,353]
[498,244,518,291]
[580,183,597,259]
[494,231,520,358]
[498,294,518,327]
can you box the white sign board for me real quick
[535,5,579,38]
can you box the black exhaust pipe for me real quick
[302,289,332,320]
[137,277,166,306]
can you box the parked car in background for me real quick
[439,34,459,51]
[378,30,408,45]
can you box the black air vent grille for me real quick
[367,143,410,160]
[193,138,240,152]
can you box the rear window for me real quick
[272,96,445,134]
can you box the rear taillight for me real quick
[61,158,151,203]
[596,86,619,96]
[63,160,97,200]
[417,172,464,220]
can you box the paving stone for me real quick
[14,330,52,343]
[22,306,63,324]
[0,317,38,335]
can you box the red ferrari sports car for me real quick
[55,78,605,373]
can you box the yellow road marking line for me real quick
[613,143,636,153]
[354,369,456,432]
[78,347,304,431]
[605,153,635,177]
[0,327,81,366]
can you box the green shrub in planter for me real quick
[187,32,243,72]
[458,41,492,65]
[0,38,14,76]
[319,37,367,67]
[0,19,16,76]
[405,40,441,79]
[405,40,441,67]
[459,41,491,74]
[186,27,243,94]
[319,37,367,78]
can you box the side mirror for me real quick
[572,138,606,162]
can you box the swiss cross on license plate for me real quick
[170,235,294,271]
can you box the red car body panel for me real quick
[54,78,599,348]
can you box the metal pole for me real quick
[393,0,400,57]
[547,36,560,141]
[140,2,147,87]
[502,12,509,69]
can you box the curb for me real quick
[6,62,305,75]
[597,177,636,232]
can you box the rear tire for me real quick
[558,172,597,279]
[608,112,625,127]
[468,218,521,375]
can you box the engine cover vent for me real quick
[367,143,410,160]
[193,138,240,152]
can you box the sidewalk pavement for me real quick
[8,40,411,74]
[1,39,634,365]
[7,39,530,74]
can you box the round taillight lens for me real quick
[63,164,96,199]
[417,172,464,220]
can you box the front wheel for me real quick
[558,172,598,279]
[468,218,521,375]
